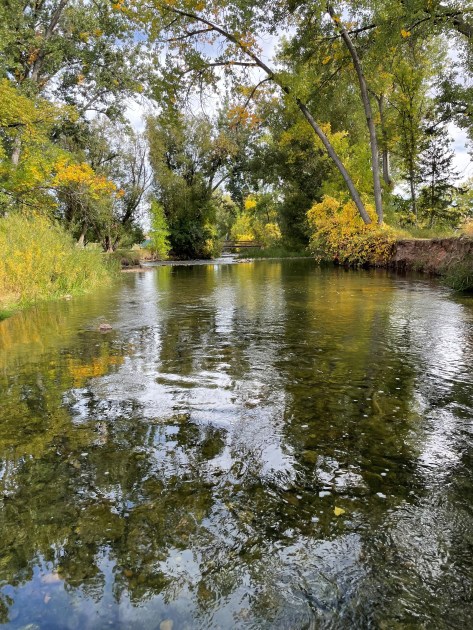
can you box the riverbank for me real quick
[387,237,473,291]
[0,215,118,320]
[389,237,473,273]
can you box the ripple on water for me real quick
[0,262,473,628]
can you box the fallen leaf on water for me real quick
[334,506,345,517]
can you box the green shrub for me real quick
[0,213,114,312]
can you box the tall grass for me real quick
[0,213,116,315]
[441,257,473,292]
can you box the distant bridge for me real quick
[222,240,263,252]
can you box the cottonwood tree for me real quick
[54,118,150,249]
[131,0,373,224]
[147,107,246,257]
[0,0,150,167]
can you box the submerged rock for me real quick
[98,322,113,332]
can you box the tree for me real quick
[148,199,171,259]
[418,123,460,226]
[52,157,120,245]
[52,118,150,249]
[327,4,384,223]
[147,109,235,257]
[1,0,147,113]
[132,0,373,223]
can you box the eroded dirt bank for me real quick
[389,237,473,274]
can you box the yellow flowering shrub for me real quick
[307,196,396,266]
[262,222,282,246]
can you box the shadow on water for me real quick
[1,261,473,628]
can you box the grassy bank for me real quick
[0,214,117,318]
[440,257,473,292]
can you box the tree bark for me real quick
[409,162,417,222]
[28,0,70,84]
[77,225,87,247]
[327,4,383,224]
[11,135,21,166]
[376,95,393,189]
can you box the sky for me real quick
[451,123,473,182]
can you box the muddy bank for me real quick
[389,237,473,274]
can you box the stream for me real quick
[0,260,472,629]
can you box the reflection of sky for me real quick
[389,287,468,380]
[70,265,295,482]
[388,284,473,481]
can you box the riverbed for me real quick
[0,260,472,629]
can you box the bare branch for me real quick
[242,77,272,109]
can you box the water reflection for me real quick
[0,262,473,628]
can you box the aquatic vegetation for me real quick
[441,256,473,292]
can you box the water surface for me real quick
[1,261,473,629]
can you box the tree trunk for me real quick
[297,100,372,224]
[409,163,417,222]
[77,226,87,247]
[11,135,21,166]
[328,4,383,224]
[376,95,393,189]
[382,150,392,189]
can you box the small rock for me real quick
[160,620,173,630]
[44,594,51,604]
[99,323,113,332]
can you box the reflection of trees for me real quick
[274,268,473,627]
[0,263,472,627]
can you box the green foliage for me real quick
[1,0,147,115]
[230,193,282,247]
[148,199,171,259]
[417,124,461,227]
[441,257,473,292]
[147,109,237,258]
[0,213,114,312]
